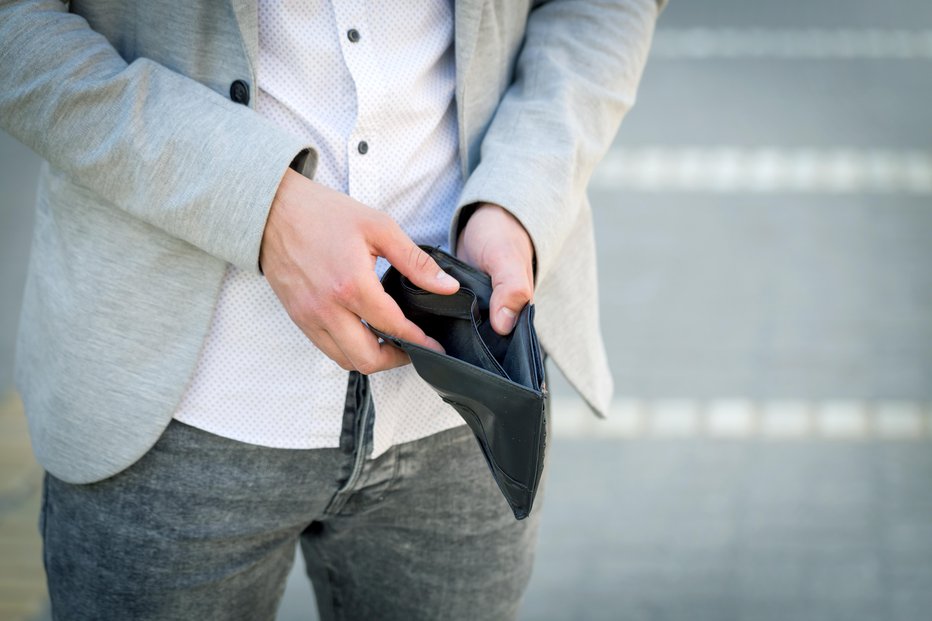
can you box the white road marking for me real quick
[591,148,932,194]
[652,28,932,60]
[705,399,756,437]
[551,398,932,441]
[814,400,869,437]
[874,401,926,437]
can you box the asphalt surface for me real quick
[1,0,931,619]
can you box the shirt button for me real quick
[357,140,369,155]
[229,80,250,105]
[347,28,361,43]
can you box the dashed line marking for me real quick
[552,398,932,441]
[652,28,932,60]
[591,148,932,194]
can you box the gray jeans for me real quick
[40,372,548,620]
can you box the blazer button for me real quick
[229,80,250,105]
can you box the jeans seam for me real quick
[376,448,403,502]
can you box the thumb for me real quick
[488,263,534,336]
[376,221,460,295]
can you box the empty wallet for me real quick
[370,245,548,520]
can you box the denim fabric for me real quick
[40,372,548,620]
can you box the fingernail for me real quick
[500,307,517,332]
[436,270,458,287]
[427,337,446,354]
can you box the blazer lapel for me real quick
[454,0,485,178]
[229,0,259,78]
[454,0,484,85]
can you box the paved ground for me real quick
[2,0,931,619]
[273,429,932,621]
[522,438,932,621]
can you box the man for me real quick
[0,0,662,619]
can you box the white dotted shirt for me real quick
[173,0,466,458]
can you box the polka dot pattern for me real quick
[173,0,467,457]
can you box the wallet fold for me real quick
[370,246,548,520]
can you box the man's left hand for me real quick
[456,203,535,336]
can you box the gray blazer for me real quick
[0,0,662,483]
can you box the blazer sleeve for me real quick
[451,0,664,283]
[0,0,318,273]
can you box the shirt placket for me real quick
[331,1,398,456]
[332,1,385,209]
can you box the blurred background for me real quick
[2,0,932,619]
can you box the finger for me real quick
[373,220,460,295]
[298,323,355,371]
[328,311,413,375]
[330,272,445,354]
[487,254,535,336]
[355,287,446,354]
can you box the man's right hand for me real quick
[259,168,460,374]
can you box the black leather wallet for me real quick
[370,246,548,520]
